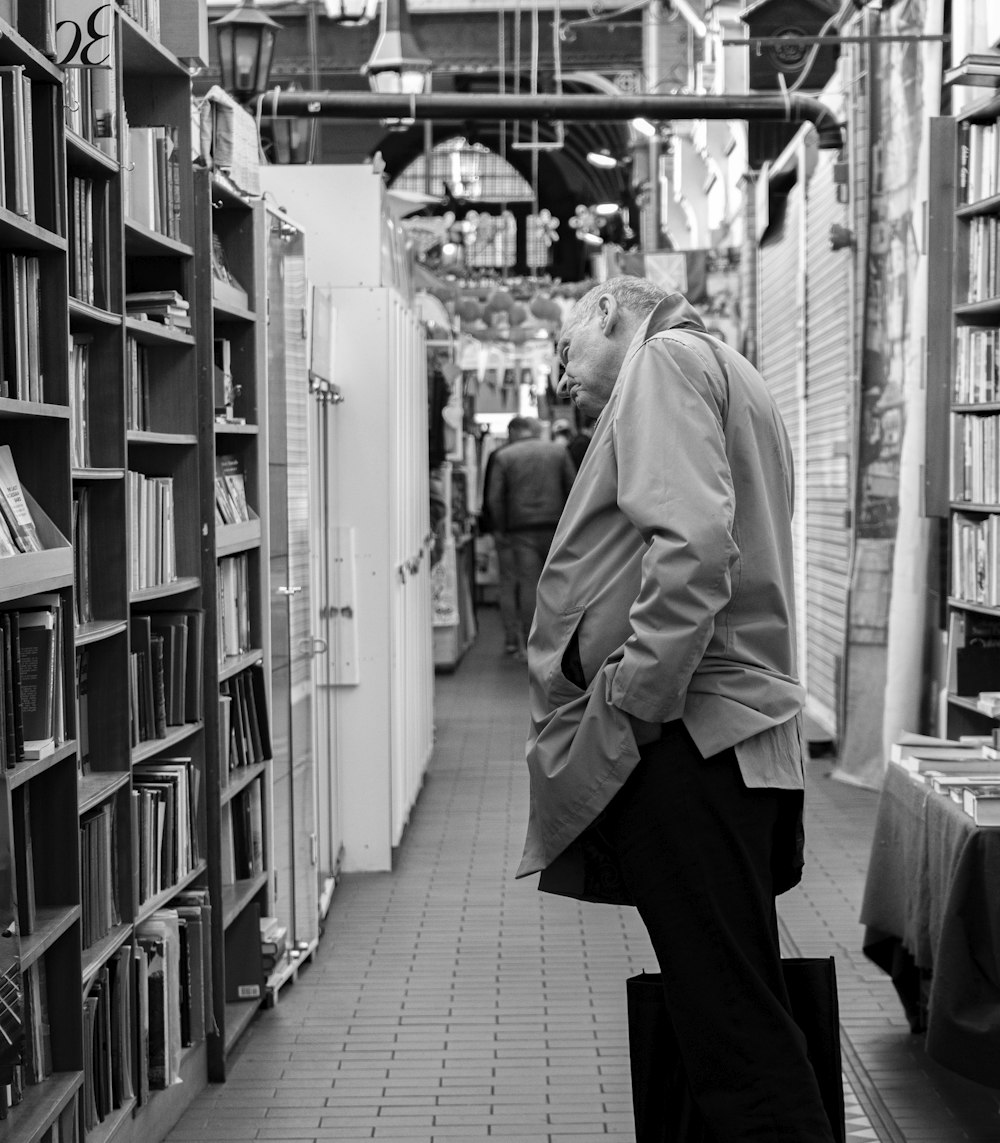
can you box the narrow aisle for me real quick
[166,610,656,1143]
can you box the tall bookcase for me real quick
[0,7,275,1141]
[192,166,272,1083]
[930,93,1000,738]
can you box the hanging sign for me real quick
[55,1,113,67]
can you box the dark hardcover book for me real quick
[149,632,167,738]
[224,901,264,1004]
[129,616,157,743]
[5,614,23,765]
[16,605,56,757]
[139,935,166,1089]
[12,786,33,936]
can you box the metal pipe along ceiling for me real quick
[256,91,845,150]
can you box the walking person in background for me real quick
[517,277,836,1142]
[486,415,575,659]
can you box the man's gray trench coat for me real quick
[516,295,808,902]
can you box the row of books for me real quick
[220,780,263,885]
[959,116,1000,206]
[0,594,67,768]
[127,470,177,593]
[950,412,1000,505]
[129,611,204,745]
[132,758,200,905]
[215,456,253,526]
[0,254,43,403]
[963,214,1000,305]
[217,553,251,660]
[64,63,116,158]
[122,119,181,240]
[953,325,1000,404]
[119,0,161,41]
[891,732,1000,825]
[81,801,121,949]
[70,337,91,470]
[82,947,133,1132]
[0,64,35,221]
[125,334,153,432]
[220,665,271,780]
[951,510,1000,607]
[69,177,111,310]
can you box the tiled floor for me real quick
[166,609,1000,1142]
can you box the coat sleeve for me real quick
[486,452,508,535]
[606,335,737,724]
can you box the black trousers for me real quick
[595,721,836,1143]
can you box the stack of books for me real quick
[125,290,190,331]
[890,731,1000,825]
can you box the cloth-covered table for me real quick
[860,761,1000,1086]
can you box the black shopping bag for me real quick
[627,958,845,1143]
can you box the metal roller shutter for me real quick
[802,151,852,738]
[758,181,807,694]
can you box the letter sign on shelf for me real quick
[55,0,112,68]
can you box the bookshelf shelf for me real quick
[214,422,259,437]
[126,429,199,446]
[124,317,195,347]
[948,694,983,713]
[19,906,83,971]
[213,300,256,323]
[120,12,189,75]
[951,402,1000,413]
[955,297,1000,318]
[81,923,133,988]
[949,500,1000,513]
[221,875,269,929]
[129,575,201,605]
[3,1072,84,1143]
[134,860,209,925]
[72,469,126,485]
[216,519,262,557]
[70,298,123,329]
[123,219,193,260]
[956,190,1000,218]
[66,134,120,178]
[223,1001,260,1055]
[0,549,73,602]
[131,721,203,764]
[0,398,71,421]
[221,761,267,806]
[8,742,77,790]
[947,596,1000,615]
[78,771,131,815]
[87,1099,137,1143]
[218,648,264,682]
[0,210,66,254]
[74,619,129,645]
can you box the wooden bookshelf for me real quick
[932,102,1000,739]
[0,7,275,1142]
[193,167,272,1083]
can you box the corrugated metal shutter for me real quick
[758,181,807,695]
[803,151,852,738]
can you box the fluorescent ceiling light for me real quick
[586,150,619,169]
[631,117,657,138]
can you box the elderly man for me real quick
[516,277,835,1142]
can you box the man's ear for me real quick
[599,294,620,336]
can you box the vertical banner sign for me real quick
[55,1,113,67]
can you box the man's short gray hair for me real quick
[564,276,667,335]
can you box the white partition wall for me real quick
[260,165,434,872]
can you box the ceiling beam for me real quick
[256,90,845,150]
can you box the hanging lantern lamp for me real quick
[362,0,432,95]
[213,0,281,103]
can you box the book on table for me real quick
[961,784,1000,825]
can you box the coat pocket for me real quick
[541,606,587,706]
